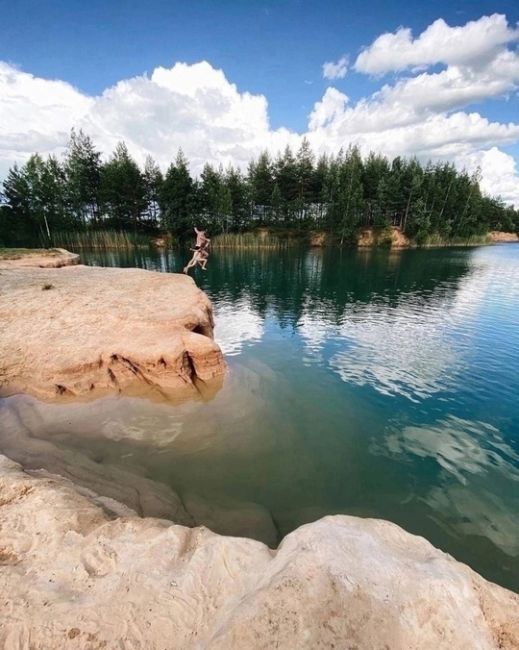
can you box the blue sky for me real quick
[2,0,518,129]
[1,1,519,203]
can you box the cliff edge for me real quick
[0,262,225,401]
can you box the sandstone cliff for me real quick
[0,264,226,401]
[488,231,519,243]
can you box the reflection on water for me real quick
[213,297,265,355]
[1,244,519,591]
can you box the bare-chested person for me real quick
[194,227,210,249]
[183,227,210,274]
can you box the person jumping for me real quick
[183,227,210,274]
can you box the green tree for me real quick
[64,129,101,226]
[143,155,163,227]
[249,151,274,223]
[296,137,316,211]
[225,166,250,230]
[159,149,195,235]
[100,142,146,231]
[338,147,365,244]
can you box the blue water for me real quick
[4,244,519,590]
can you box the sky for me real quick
[1,0,519,205]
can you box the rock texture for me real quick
[0,455,517,650]
[488,231,519,243]
[357,226,411,249]
[0,247,79,268]
[0,264,225,401]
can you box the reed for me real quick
[420,233,490,248]
[211,231,304,249]
[50,230,150,250]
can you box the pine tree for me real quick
[159,149,195,235]
[338,146,364,244]
[249,151,274,222]
[225,166,250,230]
[296,137,315,212]
[64,129,102,226]
[100,142,146,231]
[2,133,518,246]
[143,156,163,226]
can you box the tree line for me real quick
[1,129,518,246]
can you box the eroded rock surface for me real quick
[357,226,411,248]
[0,455,517,649]
[488,231,519,243]
[0,264,225,400]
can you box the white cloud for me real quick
[80,62,300,172]
[308,87,349,130]
[322,56,348,80]
[0,60,298,178]
[307,101,519,160]
[0,62,92,175]
[376,49,519,115]
[458,147,519,206]
[306,89,519,204]
[355,14,519,74]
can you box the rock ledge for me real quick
[0,263,225,400]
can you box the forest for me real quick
[1,129,518,247]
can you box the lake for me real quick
[2,243,518,591]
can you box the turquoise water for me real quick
[4,244,519,591]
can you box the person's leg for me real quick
[183,254,199,274]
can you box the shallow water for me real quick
[2,244,519,591]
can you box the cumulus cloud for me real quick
[355,13,519,74]
[322,56,348,80]
[458,147,519,206]
[0,60,297,178]
[375,50,519,115]
[0,62,92,175]
[308,87,349,130]
[310,13,519,205]
[1,13,519,206]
